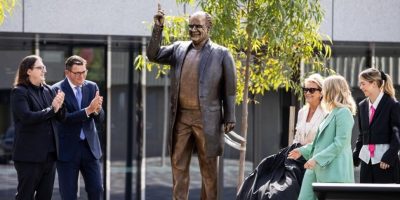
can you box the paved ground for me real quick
[0,157,253,199]
[0,155,362,200]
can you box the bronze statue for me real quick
[147,5,237,200]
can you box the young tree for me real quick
[0,0,16,25]
[136,0,332,189]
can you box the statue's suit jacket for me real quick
[147,25,237,157]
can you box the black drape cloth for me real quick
[236,143,306,200]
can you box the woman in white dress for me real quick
[294,74,326,145]
[237,73,326,200]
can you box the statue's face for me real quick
[188,14,209,45]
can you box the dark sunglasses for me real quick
[302,87,321,94]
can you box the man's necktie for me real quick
[369,105,376,157]
[75,86,85,140]
[75,86,82,108]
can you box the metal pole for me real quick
[217,156,223,200]
[137,37,147,200]
[135,66,143,200]
[104,35,112,200]
[125,43,135,200]
[288,106,296,145]
[141,37,147,200]
[161,74,168,167]
[35,34,40,56]
[370,43,376,68]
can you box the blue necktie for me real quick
[75,86,85,140]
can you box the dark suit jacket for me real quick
[11,83,65,162]
[52,78,104,161]
[353,93,400,166]
[147,25,237,157]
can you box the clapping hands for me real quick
[87,91,103,115]
[52,90,65,113]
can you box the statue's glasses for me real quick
[188,24,205,30]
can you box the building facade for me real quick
[0,0,400,197]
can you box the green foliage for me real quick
[0,0,16,25]
[134,2,333,181]
[192,0,333,102]
[135,0,333,102]
[135,15,188,78]
[73,48,106,82]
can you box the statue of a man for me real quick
[147,5,237,199]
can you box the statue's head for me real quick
[188,11,212,45]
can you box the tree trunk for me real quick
[237,36,252,190]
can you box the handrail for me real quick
[224,131,246,151]
[220,131,246,200]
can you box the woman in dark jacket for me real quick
[353,68,400,183]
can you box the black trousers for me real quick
[14,152,56,200]
[360,160,400,183]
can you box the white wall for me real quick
[0,0,194,36]
[1,0,400,42]
[0,1,23,32]
[319,0,333,40]
[320,0,400,42]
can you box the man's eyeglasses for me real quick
[33,65,46,71]
[188,24,205,30]
[69,70,88,77]
[302,87,321,94]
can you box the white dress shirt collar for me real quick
[369,91,384,110]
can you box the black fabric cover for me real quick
[236,143,306,200]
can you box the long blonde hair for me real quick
[322,75,357,115]
[359,68,396,99]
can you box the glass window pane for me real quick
[73,47,105,83]
[41,50,67,84]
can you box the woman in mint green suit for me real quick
[288,75,357,200]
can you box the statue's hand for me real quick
[224,122,235,133]
[154,3,165,26]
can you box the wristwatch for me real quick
[46,105,54,112]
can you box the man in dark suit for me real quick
[147,6,237,200]
[11,55,65,200]
[52,55,104,200]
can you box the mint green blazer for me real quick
[298,107,355,199]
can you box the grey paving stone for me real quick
[0,157,253,200]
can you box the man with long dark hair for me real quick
[11,55,65,199]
